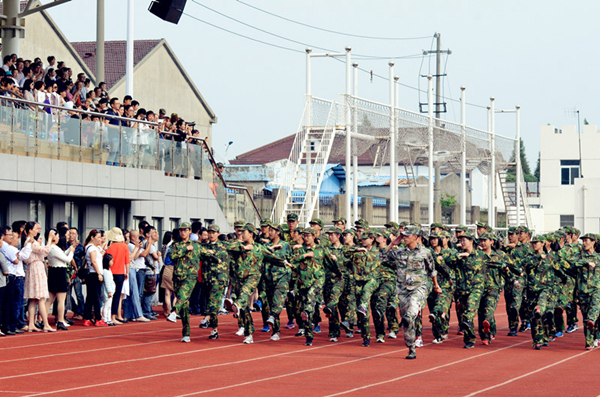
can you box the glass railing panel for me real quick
[80,119,106,164]
[58,114,82,162]
[120,124,139,168]
[188,141,203,179]
[158,138,173,175]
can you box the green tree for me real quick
[534,152,540,181]
[507,138,535,181]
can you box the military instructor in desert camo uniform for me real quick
[385,225,441,359]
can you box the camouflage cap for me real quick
[260,218,273,227]
[309,218,324,228]
[216,162,224,168]
[384,221,399,229]
[287,213,299,222]
[442,231,452,239]
[429,231,442,239]
[355,218,369,228]
[281,224,289,232]
[207,224,220,232]
[479,232,496,241]
[360,230,375,239]
[342,228,356,236]
[573,228,581,236]
[302,227,317,236]
[475,221,488,229]
[241,223,257,233]
[544,233,557,243]
[431,222,445,230]
[561,226,573,234]
[520,226,532,235]
[401,225,420,236]
[233,220,246,228]
[508,226,520,234]
[327,226,343,235]
[270,223,284,233]
[531,235,545,243]
[399,221,408,227]
[410,222,422,228]
[455,225,469,232]
[581,233,597,242]
[332,217,347,225]
[179,222,191,229]
[459,232,476,240]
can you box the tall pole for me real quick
[345,47,352,223]
[352,62,359,222]
[516,105,521,226]
[389,62,397,223]
[427,75,434,225]
[433,33,442,223]
[489,98,496,229]
[96,0,105,84]
[305,48,312,127]
[2,0,21,58]
[394,75,400,223]
[460,87,467,225]
[126,0,134,96]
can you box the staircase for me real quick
[271,98,338,226]
[498,163,532,229]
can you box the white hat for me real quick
[106,227,125,243]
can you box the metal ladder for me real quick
[498,163,532,228]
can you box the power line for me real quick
[191,0,428,60]
[235,0,431,41]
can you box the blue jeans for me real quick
[142,273,156,318]
[70,277,85,316]
[123,268,143,319]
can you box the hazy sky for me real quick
[47,0,600,169]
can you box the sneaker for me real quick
[340,321,351,332]
[357,305,368,318]
[464,343,475,349]
[199,318,209,329]
[181,336,191,343]
[457,331,464,336]
[329,337,338,342]
[388,331,397,339]
[549,336,556,342]
[355,328,361,334]
[301,311,308,321]
[83,320,93,327]
[587,320,595,331]
[166,312,177,323]
[586,346,594,351]
[243,335,254,344]
[566,324,578,333]
[519,323,531,332]
[432,338,443,344]
[295,329,305,337]
[261,325,270,332]
[376,336,385,343]
[285,321,296,329]
[555,331,564,337]
[534,344,542,350]
[482,320,491,334]
[253,300,262,311]
[491,334,496,340]
[267,316,275,327]
[595,339,600,347]
[507,330,518,337]
[270,333,281,341]
[542,341,549,347]
[345,332,354,338]
[428,313,435,323]
[209,330,219,339]
[218,309,229,315]
[147,316,158,321]
[362,338,370,347]
[406,348,417,359]
[305,337,313,346]
[95,320,109,327]
[313,324,321,333]
[442,334,449,340]
[415,337,423,348]
[235,327,245,336]
[482,339,490,346]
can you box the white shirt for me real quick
[3,244,24,277]
[47,245,74,268]
[85,244,102,273]
[128,242,146,271]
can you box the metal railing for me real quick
[0,94,260,226]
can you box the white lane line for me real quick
[462,349,596,396]
[20,338,359,397]
[322,340,531,397]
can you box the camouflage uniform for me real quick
[170,240,218,337]
[564,242,582,329]
[202,238,230,329]
[261,240,292,334]
[570,247,600,348]
[428,246,457,340]
[372,245,399,340]
[226,240,264,337]
[283,221,299,327]
[323,243,346,338]
[454,247,486,345]
[385,242,436,349]
[503,242,532,332]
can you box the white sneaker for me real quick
[432,338,443,344]
[595,339,599,348]
[199,318,209,328]
[388,331,397,339]
[235,327,245,336]
[377,336,385,343]
[415,337,424,348]
[166,312,177,323]
[270,333,281,341]
[62,322,71,328]
[243,335,254,344]
[181,336,191,343]
[329,337,338,342]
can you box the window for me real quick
[560,215,574,227]
[132,216,146,231]
[169,218,180,231]
[560,160,580,185]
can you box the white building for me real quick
[540,124,600,233]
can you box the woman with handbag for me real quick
[105,228,129,324]
[83,230,109,327]
[45,228,77,331]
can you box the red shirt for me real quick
[106,242,130,275]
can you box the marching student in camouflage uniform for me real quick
[223,224,264,344]
[262,223,292,341]
[477,232,520,345]
[167,222,219,342]
[339,229,358,338]
[308,218,326,333]
[563,226,582,333]
[283,213,301,330]
[346,230,381,347]
[322,227,346,342]
[372,230,400,343]
[199,224,230,340]
[385,225,441,359]
[257,218,273,333]
[454,232,486,349]
[515,227,534,333]
[501,226,522,336]
[333,217,347,232]
[427,231,457,344]
[288,228,334,346]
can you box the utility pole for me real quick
[423,33,451,223]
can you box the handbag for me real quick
[144,266,157,295]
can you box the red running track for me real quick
[0,299,599,397]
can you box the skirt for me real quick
[48,267,68,293]
[160,265,174,290]
[23,261,49,300]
